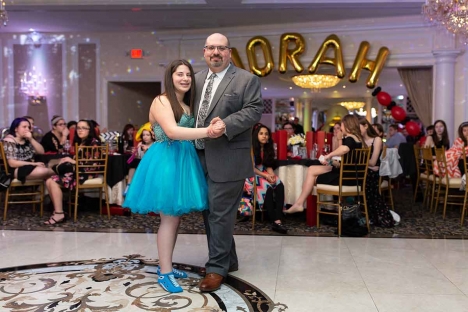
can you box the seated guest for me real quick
[22,116,35,129]
[44,120,101,225]
[293,117,305,135]
[122,124,135,149]
[419,125,434,147]
[433,121,468,178]
[385,124,407,148]
[125,123,155,196]
[282,122,295,138]
[332,122,343,152]
[285,114,364,214]
[424,120,450,150]
[41,115,69,153]
[360,118,394,227]
[372,123,384,139]
[2,118,54,183]
[240,123,287,234]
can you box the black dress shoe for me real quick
[271,222,288,234]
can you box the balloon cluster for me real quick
[372,87,421,137]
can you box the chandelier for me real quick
[20,67,48,105]
[422,0,468,42]
[339,101,366,111]
[292,74,340,93]
[0,0,7,27]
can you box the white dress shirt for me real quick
[196,64,231,128]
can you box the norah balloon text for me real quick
[231,33,390,89]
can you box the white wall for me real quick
[1,14,467,134]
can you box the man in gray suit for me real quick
[195,33,263,292]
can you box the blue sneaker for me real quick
[156,266,188,279]
[158,273,182,293]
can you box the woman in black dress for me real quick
[285,114,364,214]
[2,118,55,183]
[40,115,69,153]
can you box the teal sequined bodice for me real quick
[153,113,195,143]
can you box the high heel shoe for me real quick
[44,212,67,225]
[283,205,304,214]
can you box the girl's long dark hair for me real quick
[433,120,450,148]
[458,121,468,147]
[359,118,378,139]
[252,123,275,167]
[163,59,196,122]
[122,124,134,142]
[73,120,98,146]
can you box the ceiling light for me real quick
[291,74,340,93]
[339,101,366,111]
[0,0,8,27]
[423,0,468,43]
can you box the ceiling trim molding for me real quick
[10,0,206,5]
[155,14,427,40]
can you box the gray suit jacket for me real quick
[195,64,263,183]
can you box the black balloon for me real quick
[372,86,382,97]
[387,101,396,110]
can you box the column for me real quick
[364,94,373,123]
[433,50,460,143]
[302,96,312,133]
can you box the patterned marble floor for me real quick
[1,231,468,311]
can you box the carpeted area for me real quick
[1,186,468,238]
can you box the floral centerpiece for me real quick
[288,134,305,146]
[287,134,306,158]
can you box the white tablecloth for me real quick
[275,165,309,205]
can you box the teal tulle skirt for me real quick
[123,140,208,216]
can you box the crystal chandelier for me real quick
[0,0,7,27]
[292,74,340,93]
[20,67,48,105]
[422,0,468,42]
[339,101,366,111]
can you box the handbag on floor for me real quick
[340,163,368,237]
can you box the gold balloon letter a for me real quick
[246,36,274,77]
[308,34,345,78]
[349,41,390,89]
[278,33,305,74]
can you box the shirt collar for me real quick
[207,63,231,81]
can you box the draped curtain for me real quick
[397,67,433,127]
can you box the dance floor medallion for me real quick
[0,255,287,311]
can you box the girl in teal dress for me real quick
[123,59,224,293]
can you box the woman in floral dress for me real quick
[44,120,102,224]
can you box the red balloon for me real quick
[376,92,392,106]
[391,106,406,121]
[405,121,420,137]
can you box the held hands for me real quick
[34,162,45,167]
[265,173,276,184]
[62,127,69,138]
[207,117,225,138]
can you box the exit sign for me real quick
[130,49,144,59]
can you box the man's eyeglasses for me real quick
[204,45,230,52]
[77,127,90,131]
[56,123,66,126]
[284,127,293,130]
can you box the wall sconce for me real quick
[20,67,47,105]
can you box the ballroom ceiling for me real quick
[1,0,421,104]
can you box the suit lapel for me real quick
[206,65,236,117]
[194,70,208,118]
